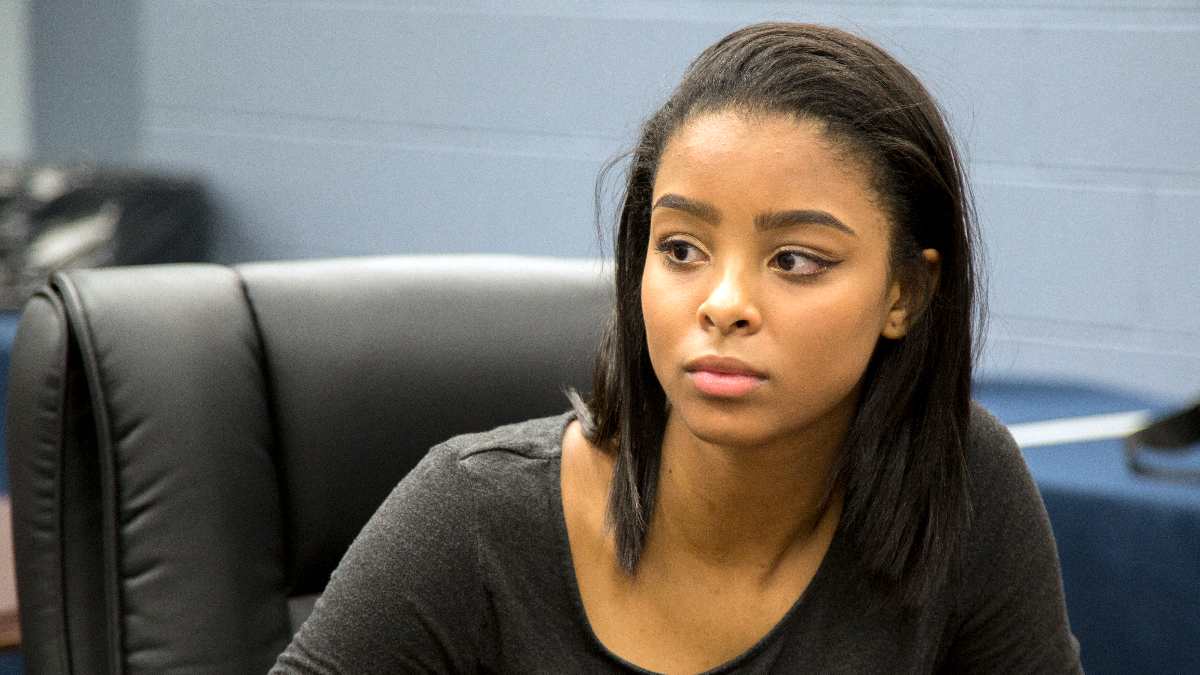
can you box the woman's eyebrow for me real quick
[652,194,721,225]
[755,210,856,236]
[653,195,855,236]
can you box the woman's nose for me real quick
[697,270,762,335]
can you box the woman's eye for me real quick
[659,239,705,264]
[773,250,832,276]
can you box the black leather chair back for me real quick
[6,255,611,675]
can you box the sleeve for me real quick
[939,404,1084,675]
[270,443,485,675]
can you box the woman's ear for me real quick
[881,248,941,339]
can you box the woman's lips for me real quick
[685,357,766,397]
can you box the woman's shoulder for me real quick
[348,411,573,560]
[964,402,1032,494]
[273,413,577,674]
[959,401,1052,556]
[942,402,1082,672]
[425,411,571,466]
[385,411,574,551]
[962,401,1048,523]
[415,411,572,492]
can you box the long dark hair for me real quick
[576,22,981,605]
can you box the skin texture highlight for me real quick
[561,110,940,675]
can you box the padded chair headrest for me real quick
[7,255,612,675]
[237,255,612,591]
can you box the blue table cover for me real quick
[975,381,1200,675]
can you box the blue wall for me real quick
[29,0,140,161]
[30,0,1200,401]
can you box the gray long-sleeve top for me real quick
[272,406,1083,674]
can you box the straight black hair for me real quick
[575,22,981,605]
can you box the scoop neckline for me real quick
[546,412,848,675]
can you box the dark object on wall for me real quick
[5,255,611,675]
[0,165,209,310]
[1125,401,1200,483]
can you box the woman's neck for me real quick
[646,411,846,580]
[560,412,848,675]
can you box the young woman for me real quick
[273,23,1082,674]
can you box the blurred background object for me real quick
[1125,401,1200,483]
[0,165,209,310]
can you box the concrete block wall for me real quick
[0,0,30,160]
[28,0,1200,401]
[29,0,141,162]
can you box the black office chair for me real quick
[6,255,611,675]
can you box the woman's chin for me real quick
[670,406,791,450]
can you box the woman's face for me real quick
[642,111,923,451]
